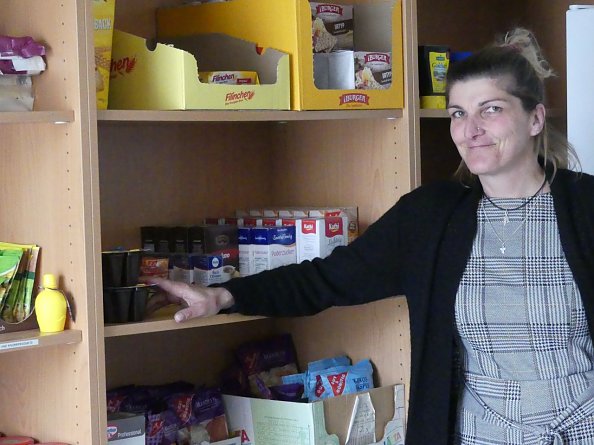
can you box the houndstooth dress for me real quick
[454,193,594,445]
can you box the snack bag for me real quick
[93,0,116,109]
[235,334,299,398]
[308,358,374,401]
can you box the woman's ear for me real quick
[530,103,546,136]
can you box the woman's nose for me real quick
[464,119,484,138]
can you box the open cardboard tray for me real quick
[108,31,290,110]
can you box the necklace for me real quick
[481,198,538,255]
[483,176,547,225]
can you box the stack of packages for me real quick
[0,35,46,111]
[221,334,374,403]
[311,2,392,90]
[0,241,40,324]
[107,382,231,445]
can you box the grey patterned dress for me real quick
[454,193,594,444]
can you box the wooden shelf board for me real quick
[104,305,265,337]
[97,109,403,123]
[0,329,82,353]
[0,110,75,124]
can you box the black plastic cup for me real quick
[103,287,133,323]
[102,250,142,288]
[125,250,141,286]
[102,251,126,287]
[129,286,149,322]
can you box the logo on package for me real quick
[339,93,370,106]
[302,221,317,234]
[225,90,256,106]
[327,371,348,396]
[107,425,118,440]
[110,56,137,79]
[365,53,390,64]
[316,4,343,15]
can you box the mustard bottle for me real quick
[35,274,67,333]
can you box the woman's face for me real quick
[447,77,544,180]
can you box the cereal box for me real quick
[92,0,116,109]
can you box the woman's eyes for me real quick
[449,105,503,120]
[481,105,503,116]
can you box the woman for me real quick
[147,29,594,444]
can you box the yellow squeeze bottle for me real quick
[35,274,67,333]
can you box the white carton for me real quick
[297,217,347,263]
[238,227,253,277]
[222,384,404,445]
[308,206,359,243]
[251,226,297,273]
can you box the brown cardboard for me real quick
[0,310,38,334]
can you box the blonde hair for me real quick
[445,27,579,183]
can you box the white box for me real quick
[308,206,359,244]
[107,412,145,444]
[251,226,297,273]
[238,227,253,277]
[297,217,347,263]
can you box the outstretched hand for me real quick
[144,277,235,323]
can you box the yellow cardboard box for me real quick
[156,0,403,111]
[108,31,290,110]
[93,0,116,110]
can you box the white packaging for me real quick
[238,227,253,277]
[251,226,297,273]
[308,206,359,243]
[192,254,228,285]
[297,217,346,263]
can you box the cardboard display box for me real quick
[223,384,405,445]
[0,311,38,335]
[108,31,290,110]
[156,0,403,111]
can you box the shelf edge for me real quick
[0,329,82,353]
[104,313,266,338]
[97,109,403,122]
[0,110,75,124]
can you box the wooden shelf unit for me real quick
[0,0,577,443]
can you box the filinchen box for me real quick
[108,30,290,110]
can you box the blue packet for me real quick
[307,355,351,372]
[307,358,374,401]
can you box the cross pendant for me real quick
[500,245,506,254]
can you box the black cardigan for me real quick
[222,169,594,444]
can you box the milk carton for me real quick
[297,217,346,263]
[308,206,358,243]
[238,227,253,277]
[251,226,297,273]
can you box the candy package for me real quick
[235,334,299,399]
